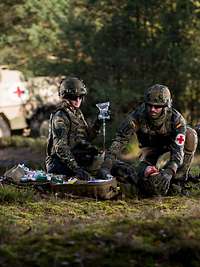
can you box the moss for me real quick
[0,185,36,204]
[0,163,200,266]
[0,194,200,266]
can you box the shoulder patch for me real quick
[175,133,185,146]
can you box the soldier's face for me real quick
[69,95,83,108]
[147,104,163,118]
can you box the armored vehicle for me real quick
[25,76,60,137]
[0,66,28,137]
[0,66,60,138]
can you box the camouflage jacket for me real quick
[105,104,186,174]
[46,100,101,171]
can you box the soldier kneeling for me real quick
[98,84,198,196]
[46,77,103,180]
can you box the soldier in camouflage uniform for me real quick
[46,77,102,180]
[99,84,198,196]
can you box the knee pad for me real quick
[184,126,198,154]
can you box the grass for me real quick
[0,136,46,151]
[0,136,46,175]
[0,136,200,266]
[0,185,200,267]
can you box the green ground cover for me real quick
[0,185,200,267]
[0,137,200,267]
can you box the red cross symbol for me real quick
[175,134,185,145]
[14,86,25,97]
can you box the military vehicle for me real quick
[25,76,61,137]
[0,66,29,137]
[0,66,61,137]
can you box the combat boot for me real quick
[175,153,194,181]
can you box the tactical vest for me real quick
[47,105,89,156]
[63,107,89,147]
[134,105,176,149]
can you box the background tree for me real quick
[1,0,200,136]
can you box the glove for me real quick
[144,165,159,177]
[160,168,174,181]
[75,168,90,180]
[148,168,173,195]
[97,168,113,180]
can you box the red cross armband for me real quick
[175,133,185,146]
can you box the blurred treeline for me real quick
[1,0,200,130]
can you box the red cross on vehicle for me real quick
[14,86,24,97]
[176,134,185,145]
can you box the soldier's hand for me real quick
[147,171,171,195]
[160,168,174,181]
[75,168,90,180]
[144,165,159,177]
[97,168,113,180]
[151,168,173,195]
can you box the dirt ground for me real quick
[0,147,46,175]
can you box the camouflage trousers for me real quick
[109,160,139,198]
[46,150,105,177]
[111,160,138,185]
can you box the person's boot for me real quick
[175,153,194,181]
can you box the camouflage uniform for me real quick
[100,84,198,196]
[46,77,101,179]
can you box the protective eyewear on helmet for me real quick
[67,94,84,101]
[146,103,164,109]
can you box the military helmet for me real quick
[58,77,87,99]
[144,84,172,108]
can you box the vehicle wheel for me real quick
[39,120,49,138]
[0,116,11,138]
[30,109,52,138]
